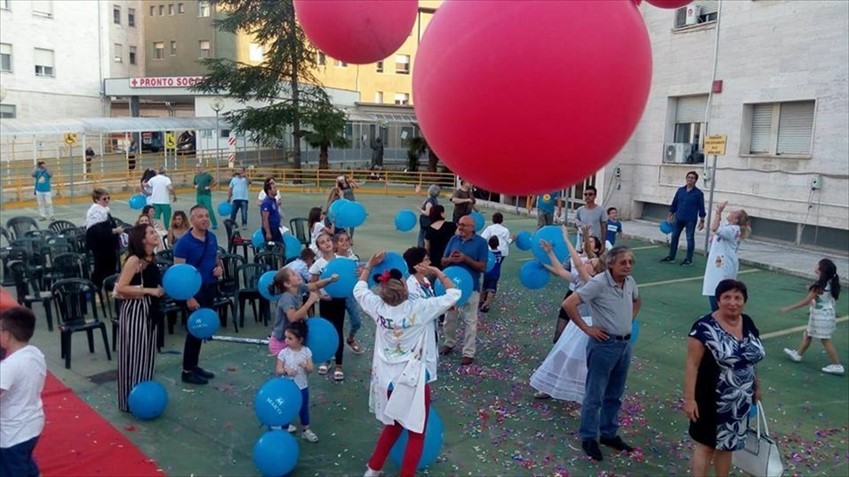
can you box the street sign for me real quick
[64,132,78,146]
[165,133,176,149]
[704,134,727,156]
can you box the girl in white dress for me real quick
[702,201,750,311]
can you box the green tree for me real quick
[192,0,330,169]
[303,105,350,169]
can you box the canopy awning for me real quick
[0,116,228,137]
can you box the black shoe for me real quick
[181,371,208,385]
[680,259,693,267]
[660,256,676,263]
[600,435,634,452]
[480,305,490,313]
[582,439,604,461]
[193,366,215,379]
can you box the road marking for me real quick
[639,268,760,288]
[761,315,848,340]
[632,245,660,251]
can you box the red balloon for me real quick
[645,0,692,8]
[0,287,18,312]
[413,1,652,195]
[294,0,418,65]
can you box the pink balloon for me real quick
[645,0,692,8]
[294,0,418,65]
[413,1,652,195]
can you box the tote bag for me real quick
[732,403,784,477]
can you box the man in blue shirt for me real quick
[173,205,224,385]
[31,161,53,221]
[536,191,562,228]
[260,180,282,244]
[227,167,251,228]
[439,215,488,366]
[661,171,706,266]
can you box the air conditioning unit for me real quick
[664,143,692,164]
[685,4,701,25]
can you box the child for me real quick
[308,207,331,253]
[0,307,47,477]
[309,232,348,380]
[605,207,623,250]
[267,267,337,357]
[479,236,504,313]
[334,232,365,355]
[275,320,318,442]
[780,258,843,375]
[284,248,316,284]
[480,212,513,258]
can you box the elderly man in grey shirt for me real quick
[563,246,641,462]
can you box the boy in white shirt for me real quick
[480,212,513,257]
[0,307,47,477]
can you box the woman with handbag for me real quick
[85,188,124,288]
[683,279,765,477]
[354,252,460,477]
[114,224,165,413]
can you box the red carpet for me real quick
[34,373,165,477]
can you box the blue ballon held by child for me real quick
[252,430,299,477]
[254,377,303,427]
[282,234,302,260]
[336,201,368,229]
[162,264,202,300]
[389,407,444,470]
[328,198,350,223]
[305,317,339,363]
[128,380,168,420]
[485,250,496,272]
[531,225,569,265]
[321,258,356,298]
[394,209,417,232]
[258,271,280,302]
[367,252,409,287]
[187,308,220,340]
[471,211,485,232]
[128,194,146,210]
[515,230,533,251]
[519,261,550,289]
[433,266,473,306]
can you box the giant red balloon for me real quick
[413,1,652,195]
[0,287,17,312]
[294,0,418,65]
[645,0,692,9]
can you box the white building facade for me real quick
[0,0,144,120]
[604,0,848,250]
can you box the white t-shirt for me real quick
[480,223,512,256]
[257,190,283,205]
[309,255,332,298]
[277,346,313,390]
[0,345,46,448]
[147,174,172,205]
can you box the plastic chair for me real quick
[6,216,39,240]
[43,252,88,289]
[8,260,54,332]
[254,250,286,271]
[102,273,122,351]
[236,263,270,328]
[49,220,79,236]
[51,278,111,369]
[155,249,174,263]
[289,218,310,247]
[224,219,251,261]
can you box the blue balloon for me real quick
[516,231,533,251]
[254,377,303,427]
[328,198,349,223]
[128,194,146,210]
[322,258,358,298]
[128,380,168,420]
[258,271,280,302]
[630,319,640,345]
[660,221,673,234]
[336,201,367,229]
[252,229,266,249]
[394,209,417,232]
[368,251,410,287]
[187,308,220,340]
[471,211,485,232]
[519,261,550,290]
[433,266,473,306]
[162,264,202,300]
[389,407,444,470]
[531,225,569,265]
[253,430,299,477]
[282,234,302,260]
[305,317,339,363]
[485,250,497,273]
[217,201,232,217]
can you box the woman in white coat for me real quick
[702,201,750,311]
[354,251,460,477]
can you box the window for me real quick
[158,5,164,16]
[376,61,384,73]
[113,43,123,62]
[113,5,121,24]
[129,46,137,65]
[168,4,174,15]
[667,94,708,163]
[249,43,265,62]
[745,101,815,156]
[170,40,177,56]
[198,0,210,17]
[31,0,52,17]
[394,93,409,105]
[375,91,384,103]
[394,54,410,74]
[177,3,184,14]
[153,41,165,60]
[34,48,54,77]
[316,52,326,65]
[128,7,135,26]
[334,59,347,67]
[0,104,15,118]
[199,40,210,58]
[150,5,155,16]
[674,0,718,29]
[0,43,11,72]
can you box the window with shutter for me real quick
[777,101,815,155]
[749,104,773,153]
[676,95,708,123]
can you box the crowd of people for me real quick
[1,169,844,477]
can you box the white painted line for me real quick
[632,245,660,251]
[639,268,760,288]
[760,315,849,340]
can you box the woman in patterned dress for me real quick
[684,279,765,477]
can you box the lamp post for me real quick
[210,97,224,182]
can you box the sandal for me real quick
[318,364,329,375]
[346,338,364,355]
[534,391,551,399]
[333,369,345,381]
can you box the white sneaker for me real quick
[301,428,319,443]
[783,348,802,362]
[822,364,845,375]
[363,467,384,477]
[287,424,297,433]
